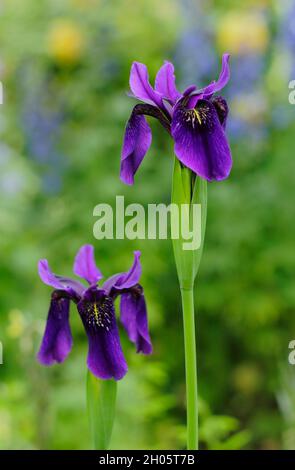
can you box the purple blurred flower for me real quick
[282,1,295,52]
[280,0,295,79]
[229,54,265,96]
[20,68,66,195]
[120,54,232,183]
[37,245,152,380]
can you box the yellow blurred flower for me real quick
[6,309,25,339]
[47,20,85,65]
[217,11,269,55]
[232,363,261,395]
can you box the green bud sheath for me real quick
[87,371,117,450]
[171,158,207,289]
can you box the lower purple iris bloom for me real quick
[37,245,152,381]
[120,53,232,184]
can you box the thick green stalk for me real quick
[181,288,198,450]
[171,158,207,450]
[87,370,117,450]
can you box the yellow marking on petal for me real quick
[194,109,202,125]
[93,303,99,324]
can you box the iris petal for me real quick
[37,292,73,366]
[38,259,84,297]
[155,61,181,103]
[78,289,128,381]
[120,111,152,185]
[120,287,152,355]
[103,251,142,294]
[73,244,103,285]
[171,99,232,181]
[187,53,230,108]
[202,53,230,98]
[129,62,162,107]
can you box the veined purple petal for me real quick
[78,288,127,380]
[155,61,181,103]
[129,62,162,107]
[202,53,230,97]
[103,251,142,294]
[73,244,103,285]
[120,112,152,185]
[120,288,152,355]
[171,99,232,181]
[37,293,73,366]
[38,259,84,297]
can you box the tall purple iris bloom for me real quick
[37,245,152,381]
[120,53,232,184]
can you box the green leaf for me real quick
[171,158,207,289]
[86,370,117,450]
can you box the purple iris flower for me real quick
[37,245,152,381]
[120,53,232,184]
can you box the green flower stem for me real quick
[171,158,207,450]
[181,287,198,450]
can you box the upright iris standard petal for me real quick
[201,53,230,98]
[187,54,231,109]
[120,287,152,355]
[172,99,232,181]
[38,259,84,297]
[120,112,152,185]
[129,62,163,108]
[38,292,73,365]
[155,61,181,103]
[73,244,103,285]
[78,288,128,380]
[103,251,142,294]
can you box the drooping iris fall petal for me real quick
[120,288,152,355]
[172,99,232,181]
[77,288,128,380]
[120,112,152,185]
[38,293,73,365]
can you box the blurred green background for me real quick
[0,0,295,450]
